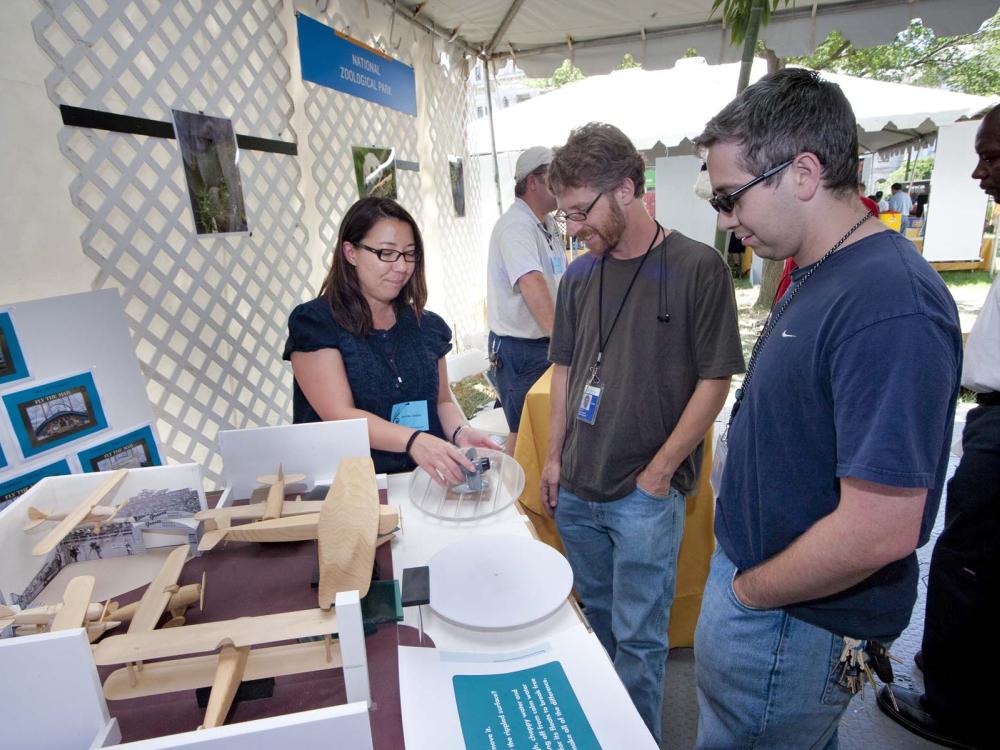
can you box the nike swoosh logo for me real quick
[781,330,796,338]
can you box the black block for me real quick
[195,677,274,708]
[401,566,430,607]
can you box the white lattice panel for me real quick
[33,0,309,484]
[296,0,488,346]
[31,0,485,485]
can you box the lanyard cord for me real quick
[725,211,873,435]
[595,221,662,372]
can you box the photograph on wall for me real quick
[78,425,161,473]
[449,156,466,217]
[352,145,397,199]
[2,372,108,459]
[172,109,249,235]
[0,310,31,385]
[0,459,72,513]
[0,442,6,470]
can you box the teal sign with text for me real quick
[453,661,602,749]
[297,13,417,117]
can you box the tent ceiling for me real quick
[385,0,998,76]
[468,58,998,155]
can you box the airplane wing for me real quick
[31,469,129,556]
[197,514,320,552]
[195,499,323,523]
[94,606,339,665]
[103,639,342,700]
[50,575,97,631]
[127,545,189,634]
[317,457,379,609]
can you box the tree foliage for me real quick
[888,156,935,186]
[712,0,794,46]
[617,53,641,70]
[788,11,1000,96]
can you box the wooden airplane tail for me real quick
[0,605,16,630]
[23,507,52,531]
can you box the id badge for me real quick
[390,400,430,431]
[710,431,729,496]
[576,384,602,425]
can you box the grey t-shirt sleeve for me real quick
[549,256,593,365]
[690,248,746,378]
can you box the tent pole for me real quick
[715,0,765,256]
[483,55,503,216]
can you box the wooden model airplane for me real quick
[0,575,120,641]
[195,464,399,552]
[94,457,380,729]
[25,468,130,556]
[0,544,204,640]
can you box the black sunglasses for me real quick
[709,158,795,214]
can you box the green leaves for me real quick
[712,0,794,46]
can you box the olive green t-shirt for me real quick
[549,230,745,501]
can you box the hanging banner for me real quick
[297,13,417,117]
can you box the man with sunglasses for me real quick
[486,146,565,456]
[693,68,962,748]
[541,122,744,743]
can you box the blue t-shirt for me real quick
[283,298,452,474]
[716,230,962,640]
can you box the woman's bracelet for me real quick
[451,425,466,445]
[404,429,423,455]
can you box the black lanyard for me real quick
[725,211,873,436]
[593,222,662,378]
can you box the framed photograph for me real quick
[77,425,161,473]
[0,310,30,385]
[352,145,397,199]
[449,156,466,217]
[0,441,6,470]
[0,458,72,513]
[172,109,249,235]
[2,372,108,459]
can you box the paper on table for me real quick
[398,626,658,750]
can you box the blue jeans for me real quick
[488,332,550,432]
[694,548,857,749]
[555,484,687,744]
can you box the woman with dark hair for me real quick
[284,197,494,483]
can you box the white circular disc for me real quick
[428,534,573,629]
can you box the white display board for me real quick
[399,626,658,749]
[655,155,719,249]
[923,120,990,262]
[0,628,118,750]
[216,418,370,503]
[0,289,161,510]
[103,703,373,749]
[0,463,205,607]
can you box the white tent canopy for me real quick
[383,0,998,77]
[469,57,997,156]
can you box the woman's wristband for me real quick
[404,429,422,455]
[451,425,466,445]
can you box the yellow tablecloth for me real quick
[513,367,716,649]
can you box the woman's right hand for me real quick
[408,432,476,487]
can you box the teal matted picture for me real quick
[0,441,6,470]
[453,661,601,750]
[77,425,161,473]
[0,458,72,512]
[3,372,108,459]
[0,311,30,385]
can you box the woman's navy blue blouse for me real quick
[283,298,452,474]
